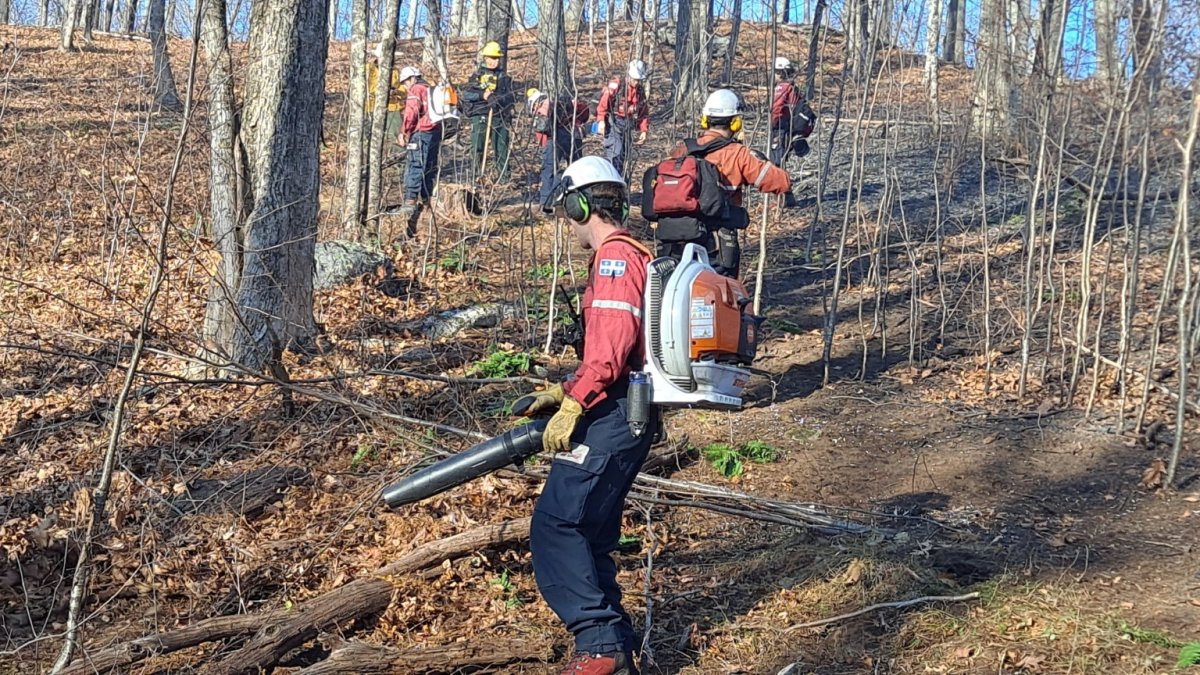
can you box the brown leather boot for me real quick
[556,651,638,675]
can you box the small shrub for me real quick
[469,348,533,378]
[703,440,782,479]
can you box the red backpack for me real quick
[643,137,733,220]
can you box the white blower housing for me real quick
[643,244,761,409]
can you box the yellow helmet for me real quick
[481,41,504,58]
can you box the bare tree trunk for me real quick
[328,0,338,39]
[672,0,709,121]
[481,0,511,52]
[0,0,8,25]
[972,0,1011,139]
[803,0,824,99]
[451,0,465,35]
[1166,79,1198,487]
[164,0,175,31]
[101,0,117,30]
[343,0,369,230]
[565,0,584,31]
[81,0,98,40]
[511,0,525,29]
[122,0,139,33]
[365,0,400,233]
[61,0,81,49]
[463,0,481,36]
[233,0,328,372]
[538,0,570,92]
[148,0,183,110]
[845,0,870,80]
[942,0,963,62]
[424,0,450,80]
[868,0,891,46]
[631,0,646,56]
[200,0,244,363]
[40,0,51,25]
[406,0,419,37]
[1031,0,1064,81]
[1007,0,1031,76]
[720,0,741,84]
[1094,0,1117,85]
[924,0,940,104]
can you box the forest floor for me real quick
[1,22,1199,675]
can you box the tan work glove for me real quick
[637,130,648,144]
[511,383,564,417]
[542,397,584,454]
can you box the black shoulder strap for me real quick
[684,136,734,158]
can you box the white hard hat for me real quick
[775,56,792,70]
[559,155,627,196]
[399,66,421,82]
[702,89,741,118]
[627,59,647,80]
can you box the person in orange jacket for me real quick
[660,88,791,278]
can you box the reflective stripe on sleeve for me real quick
[591,299,642,318]
[753,162,772,188]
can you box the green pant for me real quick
[471,114,511,180]
[385,111,403,145]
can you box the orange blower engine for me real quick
[640,243,763,409]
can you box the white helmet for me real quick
[702,88,741,118]
[774,56,792,70]
[559,155,627,196]
[398,66,421,82]
[627,59,647,80]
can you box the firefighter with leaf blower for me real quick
[641,88,791,278]
[511,156,655,675]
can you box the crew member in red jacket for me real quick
[597,59,650,176]
[769,56,816,182]
[527,87,591,211]
[399,66,442,215]
[512,156,654,675]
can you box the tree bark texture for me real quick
[233,0,328,372]
[451,0,465,35]
[565,0,584,31]
[81,0,98,40]
[200,0,243,363]
[61,0,80,50]
[972,0,1012,139]
[164,0,175,32]
[845,0,871,80]
[481,0,511,53]
[100,0,116,30]
[122,0,139,33]
[803,0,825,100]
[538,0,570,93]
[328,0,338,38]
[365,0,399,233]
[924,0,940,105]
[0,0,9,25]
[720,0,741,83]
[343,0,369,230]
[148,0,183,110]
[672,0,709,121]
[39,0,50,25]
[423,0,451,81]
[942,0,963,63]
[1094,0,1117,85]
[1031,0,1065,81]
[406,0,419,38]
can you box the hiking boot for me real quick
[556,652,638,675]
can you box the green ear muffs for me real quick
[563,189,591,223]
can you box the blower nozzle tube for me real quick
[382,418,549,508]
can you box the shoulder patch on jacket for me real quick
[598,259,627,277]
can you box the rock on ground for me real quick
[313,240,395,290]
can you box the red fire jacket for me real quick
[597,78,650,133]
[402,80,438,135]
[771,80,801,128]
[562,233,651,410]
[533,97,591,146]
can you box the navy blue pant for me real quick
[403,126,442,201]
[538,128,584,208]
[602,116,632,176]
[531,392,654,655]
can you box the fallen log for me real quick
[293,639,554,674]
[61,518,532,675]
